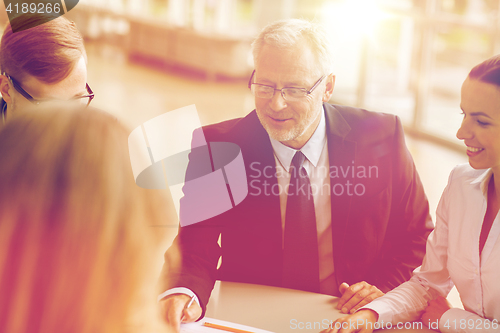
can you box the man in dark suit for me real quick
[159,19,433,331]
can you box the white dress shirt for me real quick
[270,107,337,296]
[362,164,500,333]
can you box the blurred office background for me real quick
[3,0,498,306]
[55,0,499,145]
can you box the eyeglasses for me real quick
[3,73,94,107]
[248,70,325,102]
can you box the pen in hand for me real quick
[180,294,196,323]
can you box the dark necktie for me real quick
[282,151,320,293]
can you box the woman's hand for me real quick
[421,296,452,330]
[320,309,378,333]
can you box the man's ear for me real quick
[322,74,335,102]
[0,75,13,104]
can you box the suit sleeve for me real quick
[366,115,434,292]
[158,222,221,318]
[158,129,224,318]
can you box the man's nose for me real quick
[269,90,287,111]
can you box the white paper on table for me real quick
[180,317,275,333]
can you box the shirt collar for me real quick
[269,106,327,172]
[470,168,493,196]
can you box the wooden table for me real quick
[205,281,435,333]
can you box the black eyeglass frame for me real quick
[3,73,95,106]
[247,69,326,101]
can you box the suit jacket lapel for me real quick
[241,111,283,262]
[324,104,356,275]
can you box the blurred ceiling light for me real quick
[321,0,390,39]
[319,0,391,94]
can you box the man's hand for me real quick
[320,309,378,333]
[337,282,384,314]
[160,294,202,333]
[421,296,451,330]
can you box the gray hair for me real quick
[251,19,335,76]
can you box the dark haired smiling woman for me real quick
[321,55,500,333]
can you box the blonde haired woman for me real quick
[322,55,500,333]
[0,108,173,333]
